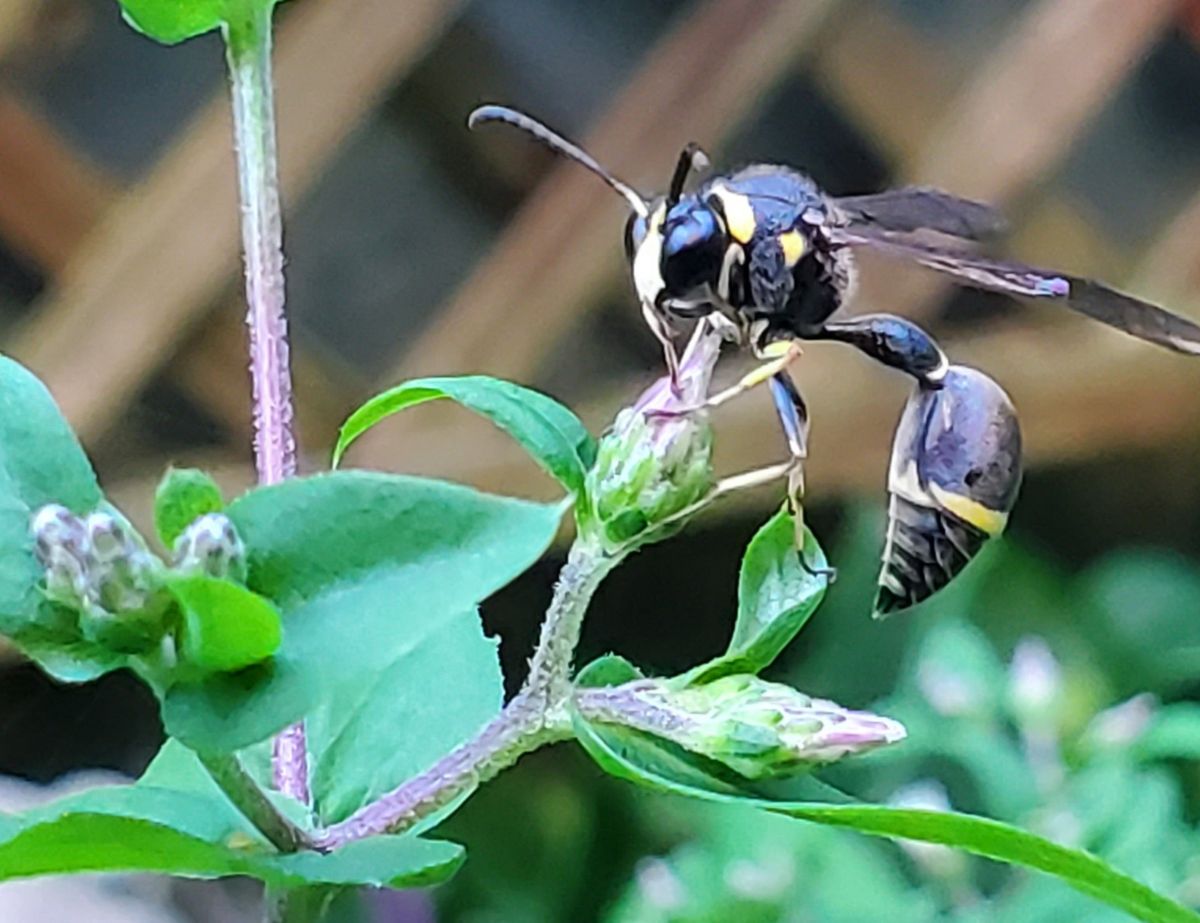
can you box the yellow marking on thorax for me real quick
[709,184,757,243]
[779,229,807,267]
[930,484,1009,536]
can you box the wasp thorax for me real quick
[876,366,1022,617]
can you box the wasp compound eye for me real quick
[661,205,725,295]
[875,365,1022,617]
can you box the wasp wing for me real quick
[833,187,1007,242]
[831,227,1200,355]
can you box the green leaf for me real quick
[570,663,1199,923]
[0,741,462,888]
[0,356,110,678]
[309,605,502,824]
[117,0,227,44]
[117,0,281,45]
[155,467,225,548]
[161,472,560,754]
[333,376,596,498]
[682,512,828,684]
[165,573,282,673]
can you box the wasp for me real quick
[469,105,1200,616]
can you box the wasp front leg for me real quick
[642,300,683,393]
[646,338,802,419]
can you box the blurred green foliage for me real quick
[434,507,1200,922]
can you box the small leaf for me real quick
[117,0,227,44]
[682,512,828,684]
[161,472,560,754]
[165,573,282,673]
[116,0,282,45]
[0,741,463,888]
[155,468,225,548]
[570,682,1199,923]
[333,376,596,498]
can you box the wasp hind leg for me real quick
[816,314,948,388]
[769,372,836,581]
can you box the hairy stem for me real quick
[224,6,308,806]
[198,751,310,853]
[313,542,616,848]
[524,541,616,703]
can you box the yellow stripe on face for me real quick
[779,229,806,267]
[709,185,756,244]
[930,484,1009,536]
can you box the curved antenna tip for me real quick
[467,104,509,130]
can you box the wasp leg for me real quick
[815,314,948,389]
[769,372,836,581]
[642,300,683,393]
[646,339,802,418]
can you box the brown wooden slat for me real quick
[0,92,115,272]
[7,0,460,445]
[845,0,1179,319]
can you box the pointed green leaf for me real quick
[333,376,596,497]
[154,467,225,548]
[161,472,559,754]
[682,512,828,684]
[165,573,281,673]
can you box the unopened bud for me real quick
[582,674,905,780]
[581,328,722,553]
[85,512,163,614]
[171,512,246,582]
[31,504,91,607]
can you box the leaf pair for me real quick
[0,740,461,890]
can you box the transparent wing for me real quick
[833,186,1007,242]
[831,226,1200,355]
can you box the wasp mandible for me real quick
[469,105,1200,616]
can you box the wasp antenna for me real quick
[666,142,709,208]
[468,104,649,218]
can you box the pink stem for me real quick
[224,7,307,806]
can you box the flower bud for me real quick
[581,327,721,553]
[85,511,162,614]
[171,512,247,582]
[584,674,906,780]
[31,504,93,607]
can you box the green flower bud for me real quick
[583,674,906,780]
[581,327,722,553]
[171,512,247,582]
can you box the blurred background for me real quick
[2,0,1200,919]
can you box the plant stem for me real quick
[198,751,311,853]
[313,542,615,848]
[223,5,308,806]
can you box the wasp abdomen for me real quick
[876,495,988,615]
[874,366,1022,618]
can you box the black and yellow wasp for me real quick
[469,104,1200,616]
